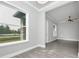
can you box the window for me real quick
[0,4,27,44]
[53,24,57,37]
[13,11,26,40]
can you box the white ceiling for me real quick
[25,1,54,11]
[27,1,53,9]
[6,1,78,24]
[25,1,72,12]
[46,1,79,23]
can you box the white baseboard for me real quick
[38,44,46,48]
[57,38,78,41]
[1,44,40,58]
[46,39,57,43]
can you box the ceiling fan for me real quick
[65,16,79,22]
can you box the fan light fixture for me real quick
[37,1,48,4]
[65,16,79,22]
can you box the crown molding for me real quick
[25,1,73,12]
[25,2,40,11]
[3,1,27,13]
[3,1,73,13]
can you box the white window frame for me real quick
[25,13,29,42]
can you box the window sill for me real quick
[0,40,29,47]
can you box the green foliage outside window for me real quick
[0,25,20,34]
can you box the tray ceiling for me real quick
[26,1,54,10]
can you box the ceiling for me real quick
[6,1,77,24]
[46,1,79,23]
[26,1,54,11]
[25,1,72,12]
[25,1,77,23]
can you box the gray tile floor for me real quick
[12,40,78,58]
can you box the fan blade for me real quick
[65,18,69,21]
[73,18,79,20]
[61,19,69,23]
[65,17,70,19]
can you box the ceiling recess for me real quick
[37,1,48,4]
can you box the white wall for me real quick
[37,11,46,47]
[46,16,57,43]
[58,21,79,41]
[0,1,46,57]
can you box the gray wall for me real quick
[58,21,79,41]
[46,16,57,43]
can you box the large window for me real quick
[0,4,27,44]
